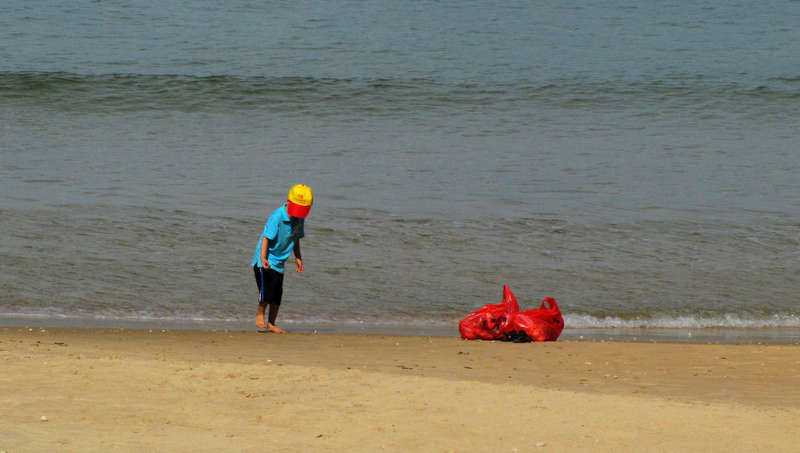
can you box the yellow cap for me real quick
[288,184,313,207]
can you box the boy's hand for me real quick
[261,258,270,269]
[296,258,304,274]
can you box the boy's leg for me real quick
[267,303,285,334]
[256,302,268,329]
[256,267,286,333]
[254,266,268,329]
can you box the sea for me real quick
[2,0,799,343]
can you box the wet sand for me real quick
[2,327,799,452]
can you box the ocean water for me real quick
[2,0,799,342]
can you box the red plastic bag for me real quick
[501,297,564,342]
[459,286,564,342]
[458,285,519,340]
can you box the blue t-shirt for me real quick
[251,204,305,274]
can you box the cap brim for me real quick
[287,202,311,218]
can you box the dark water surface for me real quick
[2,0,799,341]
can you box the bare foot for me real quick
[255,313,267,329]
[267,323,286,334]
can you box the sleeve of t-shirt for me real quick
[264,213,279,241]
[297,220,305,239]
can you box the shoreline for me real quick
[3,327,799,451]
[2,315,799,345]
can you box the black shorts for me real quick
[253,265,284,305]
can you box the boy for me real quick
[251,184,313,333]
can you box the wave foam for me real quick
[564,313,800,329]
[2,311,799,331]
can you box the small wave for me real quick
[565,313,800,329]
[3,309,799,331]
[2,71,798,116]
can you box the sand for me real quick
[1,327,798,452]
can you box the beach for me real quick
[2,327,798,452]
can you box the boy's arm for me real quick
[294,240,304,273]
[260,237,271,269]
